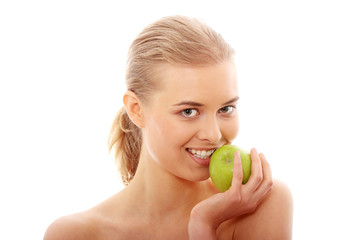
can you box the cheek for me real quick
[150,116,187,143]
[224,116,239,142]
[144,114,190,157]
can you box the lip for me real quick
[187,151,211,166]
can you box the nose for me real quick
[197,116,222,143]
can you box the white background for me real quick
[1,0,359,239]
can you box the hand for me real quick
[188,149,273,239]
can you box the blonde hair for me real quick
[108,15,235,185]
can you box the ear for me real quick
[123,91,145,128]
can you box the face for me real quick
[141,60,239,181]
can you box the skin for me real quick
[44,60,293,240]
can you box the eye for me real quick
[219,105,236,114]
[181,108,198,117]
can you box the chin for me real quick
[184,169,210,183]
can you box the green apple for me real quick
[209,145,251,192]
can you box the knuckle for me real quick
[250,204,258,213]
[246,202,257,213]
[230,193,242,204]
[254,174,263,183]
[265,179,274,189]
[268,179,274,188]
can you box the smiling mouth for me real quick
[186,148,216,159]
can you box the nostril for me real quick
[197,122,222,143]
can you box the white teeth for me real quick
[187,148,215,159]
[200,151,205,158]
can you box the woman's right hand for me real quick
[188,148,273,239]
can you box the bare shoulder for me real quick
[234,179,293,239]
[43,192,130,240]
[43,212,99,240]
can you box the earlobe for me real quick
[123,91,145,128]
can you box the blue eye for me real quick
[182,109,198,117]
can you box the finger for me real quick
[244,148,263,191]
[255,153,273,192]
[260,153,272,182]
[250,185,272,211]
[250,153,273,204]
[230,151,243,190]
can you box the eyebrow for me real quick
[172,96,239,107]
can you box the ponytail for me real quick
[108,107,142,185]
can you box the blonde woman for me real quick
[44,16,293,239]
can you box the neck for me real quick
[124,150,213,222]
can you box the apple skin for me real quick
[209,145,252,192]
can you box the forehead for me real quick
[152,61,238,105]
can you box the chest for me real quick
[94,218,190,240]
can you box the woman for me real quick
[44,15,293,239]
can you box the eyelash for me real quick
[181,109,199,117]
[180,105,236,118]
[219,105,236,114]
